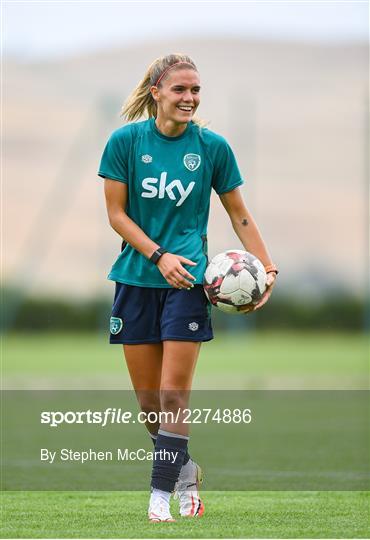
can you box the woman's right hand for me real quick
[156,253,197,289]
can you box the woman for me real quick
[98,53,278,522]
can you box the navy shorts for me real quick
[109,283,214,344]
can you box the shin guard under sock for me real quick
[149,431,190,465]
[150,429,189,492]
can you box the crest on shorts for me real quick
[110,317,123,335]
[188,322,199,331]
[183,154,201,172]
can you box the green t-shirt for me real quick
[98,118,244,287]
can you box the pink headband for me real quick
[154,61,195,87]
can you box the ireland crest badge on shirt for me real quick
[110,317,123,335]
[183,154,201,172]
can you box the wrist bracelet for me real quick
[265,264,279,275]
[150,247,167,265]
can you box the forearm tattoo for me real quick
[242,218,249,226]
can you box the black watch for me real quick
[150,247,167,265]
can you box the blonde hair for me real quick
[121,53,206,127]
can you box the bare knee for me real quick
[136,391,161,416]
[160,389,189,413]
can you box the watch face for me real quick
[150,249,162,263]
[150,247,166,264]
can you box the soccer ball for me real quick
[203,250,267,314]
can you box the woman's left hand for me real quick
[239,272,277,314]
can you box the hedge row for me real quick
[1,290,367,332]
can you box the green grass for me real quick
[3,331,368,389]
[2,331,369,537]
[1,491,369,538]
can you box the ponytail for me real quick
[120,66,156,122]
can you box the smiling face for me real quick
[151,68,201,127]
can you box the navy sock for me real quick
[183,450,190,465]
[151,429,189,492]
[150,432,190,464]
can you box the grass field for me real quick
[3,330,368,389]
[2,331,369,538]
[2,491,369,538]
